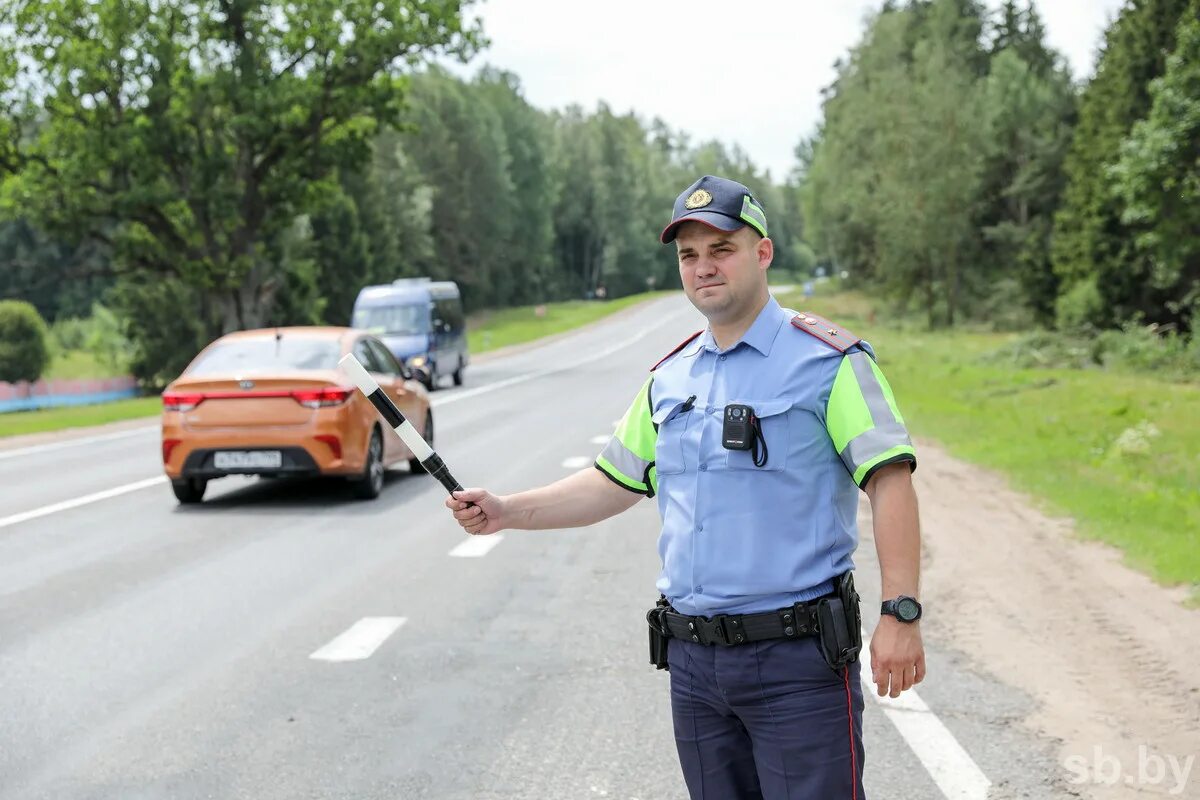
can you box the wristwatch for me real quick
[881,596,922,623]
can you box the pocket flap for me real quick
[652,400,691,426]
[734,399,792,419]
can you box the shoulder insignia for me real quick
[790,312,861,353]
[651,330,703,371]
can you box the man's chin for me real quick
[688,292,733,317]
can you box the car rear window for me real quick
[188,337,341,375]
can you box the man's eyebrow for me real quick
[678,238,735,254]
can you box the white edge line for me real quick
[861,631,992,800]
[0,476,168,530]
[309,616,407,662]
[0,425,158,461]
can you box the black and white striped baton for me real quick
[339,353,465,497]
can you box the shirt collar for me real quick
[684,295,788,358]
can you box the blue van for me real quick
[351,279,468,389]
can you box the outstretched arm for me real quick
[445,467,643,535]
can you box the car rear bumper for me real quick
[162,427,366,480]
[179,446,321,479]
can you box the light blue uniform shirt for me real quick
[597,296,916,616]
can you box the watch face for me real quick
[897,598,920,621]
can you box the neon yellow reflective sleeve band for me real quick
[595,377,658,496]
[825,350,916,489]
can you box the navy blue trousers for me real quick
[667,636,866,800]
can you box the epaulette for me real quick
[651,330,703,371]
[790,312,861,353]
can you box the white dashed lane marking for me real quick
[309,617,407,662]
[448,534,504,558]
[590,435,610,445]
[561,456,591,469]
[861,632,991,799]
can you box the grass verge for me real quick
[0,396,162,439]
[776,287,1200,603]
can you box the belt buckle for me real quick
[701,614,746,646]
[698,616,728,645]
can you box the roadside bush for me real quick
[1055,278,1106,332]
[986,323,1199,379]
[0,300,51,384]
[49,303,135,374]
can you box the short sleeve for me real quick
[595,376,658,496]
[824,348,916,489]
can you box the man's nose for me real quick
[694,256,717,277]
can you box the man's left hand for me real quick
[869,616,926,698]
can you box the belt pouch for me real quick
[647,606,670,671]
[816,587,862,671]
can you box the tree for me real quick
[802,0,990,326]
[0,0,477,373]
[1110,0,1200,332]
[0,299,50,384]
[979,41,1076,324]
[1051,0,1191,329]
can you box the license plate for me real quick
[213,450,282,470]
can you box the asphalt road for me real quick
[0,293,1065,800]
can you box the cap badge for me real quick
[684,189,713,210]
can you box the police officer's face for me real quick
[675,223,772,323]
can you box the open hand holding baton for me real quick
[339,353,466,497]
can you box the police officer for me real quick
[446,175,925,799]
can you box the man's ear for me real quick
[757,236,774,269]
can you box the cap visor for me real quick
[660,212,744,244]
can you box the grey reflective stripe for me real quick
[599,436,651,487]
[839,423,913,473]
[848,350,893,427]
[739,196,768,236]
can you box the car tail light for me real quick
[163,392,205,412]
[292,387,353,409]
[162,439,182,463]
[314,434,342,460]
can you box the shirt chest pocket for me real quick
[653,400,693,475]
[724,399,791,472]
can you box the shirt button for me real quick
[695,586,703,593]
[697,524,703,532]
[705,405,714,414]
[719,355,727,361]
[699,463,708,471]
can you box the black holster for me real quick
[647,596,671,671]
[815,571,863,671]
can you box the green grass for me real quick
[43,349,126,380]
[467,292,672,354]
[0,396,161,438]
[777,287,1200,602]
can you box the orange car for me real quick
[161,327,432,504]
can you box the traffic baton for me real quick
[339,353,465,497]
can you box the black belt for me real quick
[650,599,823,647]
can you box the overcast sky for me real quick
[451,0,1125,181]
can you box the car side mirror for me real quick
[410,364,431,386]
